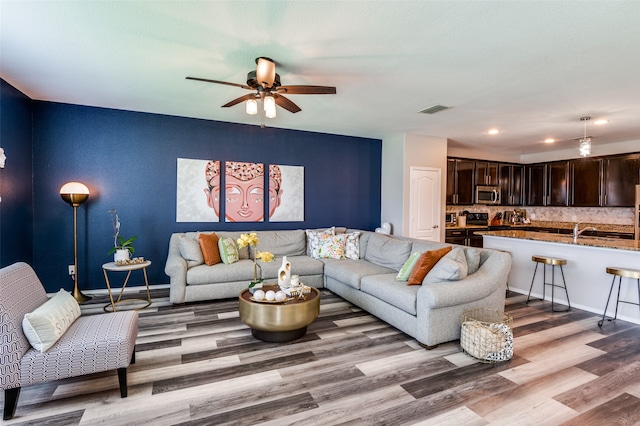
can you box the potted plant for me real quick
[108,209,138,263]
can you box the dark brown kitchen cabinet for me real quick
[499,164,523,205]
[547,161,569,206]
[446,159,475,205]
[475,161,499,186]
[603,154,640,207]
[570,157,603,206]
[526,164,546,206]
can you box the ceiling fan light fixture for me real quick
[264,95,276,118]
[246,98,258,115]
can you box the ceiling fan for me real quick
[186,57,336,117]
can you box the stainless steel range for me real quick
[465,212,489,226]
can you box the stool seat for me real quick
[527,255,570,312]
[606,267,640,280]
[532,256,567,266]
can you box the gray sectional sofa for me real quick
[164,228,510,347]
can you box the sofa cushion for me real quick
[179,235,204,267]
[424,247,468,284]
[396,251,422,281]
[218,237,239,264]
[22,289,81,353]
[187,259,255,284]
[364,233,412,271]
[259,255,325,278]
[316,233,347,259]
[408,246,452,285]
[255,230,306,257]
[198,232,221,266]
[216,231,250,259]
[323,259,395,290]
[464,247,481,274]
[361,274,420,315]
[306,227,335,257]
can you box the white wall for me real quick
[381,133,448,240]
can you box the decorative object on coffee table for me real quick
[278,256,291,288]
[237,232,274,288]
[239,285,320,342]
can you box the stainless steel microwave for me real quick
[475,185,501,204]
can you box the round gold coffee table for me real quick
[238,285,320,343]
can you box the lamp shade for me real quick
[60,181,90,206]
[246,98,258,115]
[264,95,276,118]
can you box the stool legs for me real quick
[599,276,640,327]
[526,263,570,312]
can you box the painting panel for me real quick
[176,158,220,222]
[269,164,304,222]
[225,161,265,222]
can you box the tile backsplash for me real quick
[447,205,635,225]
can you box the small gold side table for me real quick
[102,260,152,312]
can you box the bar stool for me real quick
[598,267,640,327]
[526,255,570,312]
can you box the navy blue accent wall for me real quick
[0,79,33,267]
[31,101,381,292]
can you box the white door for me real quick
[409,167,441,241]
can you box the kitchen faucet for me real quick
[573,223,597,243]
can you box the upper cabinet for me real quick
[499,164,523,206]
[475,161,499,186]
[547,161,570,206]
[603,154,640,207]
[525,164,546,206]
[446,158,475,205]
[570,157,603,207]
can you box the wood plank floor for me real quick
[3,288,640,425]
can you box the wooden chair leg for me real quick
[117,367,128,398]
[3,387,21,420]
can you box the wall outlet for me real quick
[68,265,75,276]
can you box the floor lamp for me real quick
[60,181,92,302]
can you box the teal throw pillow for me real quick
[218,237,239,264]
[396,251,422,281]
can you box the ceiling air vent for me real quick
[419,105,451,114]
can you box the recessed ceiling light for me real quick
[487,129,500,135]
[544,138,555,143]
[593,119,609,125]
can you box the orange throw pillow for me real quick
[407,246,452,285]
[198,232,221,266]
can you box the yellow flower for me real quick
[237,232,259,248]
[256,251,274,263]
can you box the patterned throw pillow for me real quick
[22,289,81,352]
[396,251,422,281]
[306,226,335,257]
[315,233,347,259]
[344,231,361,260]
[218,237,239,264]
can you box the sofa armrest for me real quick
[165,234,188,304]
[417,250,510,309]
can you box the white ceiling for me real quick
[2,1,639,158]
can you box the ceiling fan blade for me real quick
[273,94,302,113]
[222,94,256,108]
[255,57,276,89]
[277,85,337,95]
[186,76,252,90]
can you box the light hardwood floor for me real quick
[3,288,640,425]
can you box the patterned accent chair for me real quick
[0,262,138,420]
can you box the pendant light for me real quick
[579,116,591,157]
[246,98,258,115]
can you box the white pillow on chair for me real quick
[22,289,81,352]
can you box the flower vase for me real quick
[114,249,130,263]
[249,254,263,293]
[278,256,291,288]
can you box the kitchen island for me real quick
[481,230,640,325]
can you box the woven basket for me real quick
[460,308,513,363]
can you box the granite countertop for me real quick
[446,221,635,234]
[479,229,640,252]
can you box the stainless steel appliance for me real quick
[504,209,527,224]
[465,212,489,226]
[445,212,457,226]
[475,185,501,205]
